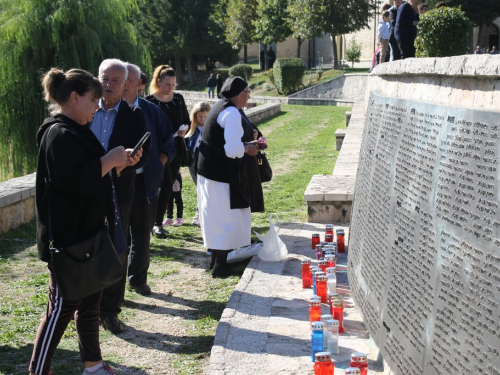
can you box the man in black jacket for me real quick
[90,58,150,334]
[122,62,176,296]
[389,0,403,61]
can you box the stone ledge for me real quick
[371,55,500,78]
[0,173,36,208]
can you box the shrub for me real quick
[273,58,305,95]
[415,7,472,57]
[267,68,275,87]
[228,64,253,81]
[345,37,362,68]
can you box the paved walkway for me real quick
[209,222,386,375]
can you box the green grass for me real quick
[0,104,349,374]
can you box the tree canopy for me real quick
[0,0,148,180]
[287,0,325,57]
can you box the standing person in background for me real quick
[138,72,148,97]
[146,65,190,239]
[418,3,429,14]
[30,68,135,375]
[377,10,391,64]
[268,47,276,69]
[388,0,403,61]
[207,73,216,98]
[394,0,420,59]
[216,74,224,99]
[90,58,150,334]
[185,101,211,226]
[197,77,260,277]
[122,63,176,296]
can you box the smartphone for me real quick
[130,132,150,158]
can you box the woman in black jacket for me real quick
[146,65,190,238]
[30,68,139,375]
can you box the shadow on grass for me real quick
[0,343,148,375]
[0,221,37,260]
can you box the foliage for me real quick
[273,58,305,95]
[345,37,362,67]
[228,64,253,81]
[0,0,148,181]
[226,0,258,49]
[415,7,472,57]
[286,0,324,55]
[268,68,276,87]
[254,0,292,66]
[315,57,324,81]
[319,0,373,69]
[448,0,500,27]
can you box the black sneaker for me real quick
[152,225,167,239]
[101,316,124,334]
[132,284,152,296]
[211,267,243,278]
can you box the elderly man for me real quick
[197,76,260,278]
[389,0,403,61]
[90,58,150,334]
[122,63,176,296]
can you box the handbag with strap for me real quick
[44,124,124,302]
[256,151,272,182]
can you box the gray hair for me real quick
[125,63,141,79]
[98,58,128,79]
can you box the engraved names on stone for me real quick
[349,91,500,375]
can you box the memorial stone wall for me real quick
[349,56,500,375]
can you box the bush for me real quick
[345,37,362,68]
[415,7,472,57]
[268,68,275,86]
[273,58,305,95]
[228,64,253,81]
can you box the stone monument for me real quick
[349,89,500,375]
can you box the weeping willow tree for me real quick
[0,0,150,181]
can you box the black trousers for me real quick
[128,174,158,286]
[155,154,182,226]
[167,173,183,219]
[100,197,132,318]
[30,264,102,375]
[389,34,400,61]
[397,37,416,59]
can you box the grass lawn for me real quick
[0,104,350,374]
[177,60,368,97]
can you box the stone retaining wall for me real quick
[289,74,368,102]
[0,173,36,234]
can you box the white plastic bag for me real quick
[227,242,263,263]
[254,214,288,261]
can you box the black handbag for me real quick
[256,151,272,182]
[44,124,124,302]
[181,139,193,167]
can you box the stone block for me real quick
[345,111,352,127]
[335,129,346,151]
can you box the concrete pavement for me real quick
[209,222,386,375]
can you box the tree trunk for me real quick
[296,37,303,58]
[174,55,183,84]
[263,43,269,70]
[244,45,248,63]
[476,25,484,49]
[186,54,195,87]
[331,35,339,70]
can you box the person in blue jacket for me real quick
[185,101,211,225]
[122,63,176,297]
[394,0,420,59]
